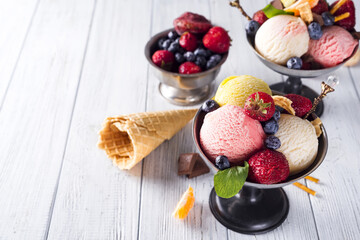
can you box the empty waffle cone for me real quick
[98,109,197,170]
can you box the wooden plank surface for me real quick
[0,0,359,239]
[0,0,95,238]
[46,0,152,239]
[0,0,39,107]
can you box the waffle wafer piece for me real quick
[311,117,322,137]
[345,48,360,67]
[272,96,296,115]
[98,109,197,170]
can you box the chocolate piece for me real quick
[178,153,198,175]
[313,13,324,26]
[188,157,210,179]
[271,0,284,10]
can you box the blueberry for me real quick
[168,31,178,40]
[175,53,185,63]
[178,47,185,54]
[273,109,281,122]
[308,22,323,40]
[201,100,219,113]
[205,49,212,58]
[206,59,217,69]
[262,118,279,135]
[276,106,284,112]
[210,54,222,63]
[184,51,195,62]
[265,136,281,150]
[194,48,207,57]
[158,38,166,49]
[322,12,335,26]
[168,42,180,53]
[245,20,260,36]
[175,37,180,44]
[287,57,303,70]
[195,56,206,68]
[215,155,231,170]
[162,39,172,50]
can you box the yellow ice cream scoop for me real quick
[214,75,272,107]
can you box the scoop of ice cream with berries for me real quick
[198,75,323,198]
[241,0,359,70]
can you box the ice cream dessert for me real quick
[255,15,310,65]
[241,0,359,70]
[197,75,325,198]
[275,114,318,175]
[214,75,272,107]
[200,105,266,163]
[308,26,358,67]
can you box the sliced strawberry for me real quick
[330,0,355,31]
[285,94,312,117]
[311,0,329,14]
[244,92,275,122]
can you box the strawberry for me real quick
[253,10,268,26]
[330,0,356,31]
[244,92,275,122]
[179,62,201,74]
[173,12,212,35]
[311,0,329,15]
[152,50,174,71]
[202,26,231,54]
[248,149,289,184]
[285,94,312,117]
[179,32,198,52]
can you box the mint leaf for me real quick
[214,162,249,199]
[262,4,294,18]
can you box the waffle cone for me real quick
[98,109,197,170]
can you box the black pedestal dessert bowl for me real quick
[246,34,357,117]
[192,95,328,234]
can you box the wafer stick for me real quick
[305,176,319,183]
[293,182,316,195]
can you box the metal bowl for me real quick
[192,91,328,234]
[246,34,357,78]
[145,28,228,106]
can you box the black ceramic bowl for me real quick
[145,28,228,106]
[192,91,328,234]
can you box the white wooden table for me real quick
[0,0,359,239]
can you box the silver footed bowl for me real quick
[246,34,358,78]
[145,28,228,106]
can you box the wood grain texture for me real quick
[46,0,152,239]
[138,0,228,239]
[0,0,95,238]
[302,69,360,239]
[0,0,39,107]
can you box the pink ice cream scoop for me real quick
[308,26,358,68]
[200,105,265,164]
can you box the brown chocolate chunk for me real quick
[313,13,324,26]
[178,153,198,175]
[271,0,284,10]
[188,156,210,179]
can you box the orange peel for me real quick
[172,186,195,219]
